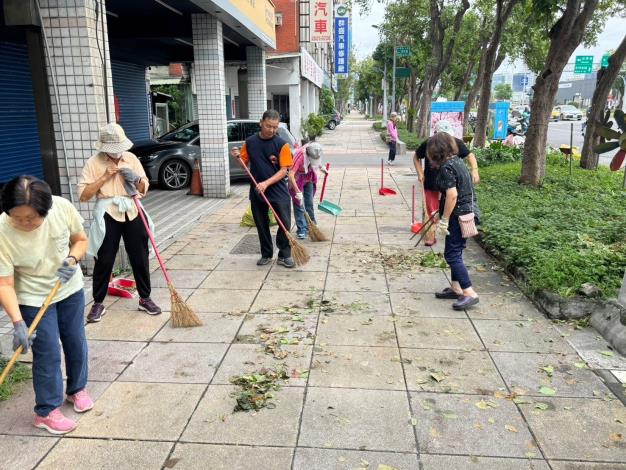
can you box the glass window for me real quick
[161,124,199,143]
[227,122,242,142]
[242,122,261,138]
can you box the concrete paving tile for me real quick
[298,387,416,452]
[411,392,539,457]
[328,252,386,273]
[465,293,545,321]
[402,349,505,394]
[237,313,317,346]
[214,256,274,271]
[181,385,304,446]
[170,443,293,470]
[165,254,221,270]
[420,454,550,469]
[473,320,576,354]
[549,462,626,470]
[469,272,519,294]
[390,292,467,318]
[119,342,227,383]
[316,314,397,346]
[0,381,110,436]
[37,439,173,470]
[333,223,379,234]
[492,352,612,398]
[85,309,169,341]
[335,216,376,225]
[263,270,326,291]
[149,269,210,289]
[250,289,322,314]
[396,317,484,350]
[212,344,313,386]
[293,448,419,470]
[72,382,204,440]
[386,271,450,293]
[153,312,243,343]
[309,345,404,390]
[88,340,146,381]
[199,270,267,290]
[289,255,331,272]
[552,324,626,370]
[333,232,381,245]
[0,435,58,468]
[187,288,257,313]
[322,291,392,316]
[518,397,626,461]
[107,287,193,311]
[325,272,388,292]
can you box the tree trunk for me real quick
[416,75,434,138]
[454,61,475,101]
[580,33,626,169]
[521,0,600,186]
[408,71,418,132]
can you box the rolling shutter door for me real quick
[111,61,150,143]
[0,41,43,183]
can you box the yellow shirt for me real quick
[0,196,85,306]
[77,151,149,222]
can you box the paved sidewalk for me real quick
[2,161,626,470]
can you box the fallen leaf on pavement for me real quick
[535,403,549,411]
[539,386,556,396]
[600,351,614,357]
[610,433,623,442]
[505,424,518,433]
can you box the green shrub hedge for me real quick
[472,142,523,166]
[476,155,626,298]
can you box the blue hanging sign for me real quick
[334,5,349,77]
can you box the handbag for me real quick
[458,185,478,238]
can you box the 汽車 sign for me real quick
[334,4,349,77]
[310,0,333,43]
[574,55,593,74]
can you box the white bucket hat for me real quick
[304,142,323,173]
[95,123,133,154]
[435,120,454,136]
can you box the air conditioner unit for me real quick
[275,13,283,26]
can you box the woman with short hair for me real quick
[426,133,480,310]
[0,175,91,434]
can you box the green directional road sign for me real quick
[601,54,610,68]
[395,67,411,78]
[574,55,594,74]
[396,46,410,58]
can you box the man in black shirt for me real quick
[232,110,295,268]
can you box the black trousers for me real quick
[92,213,151,303]
[388,141,397,161]
[250,195,291,259]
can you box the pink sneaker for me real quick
[33,408,77,435]
[66,389,94,413]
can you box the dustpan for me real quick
[108,277,137,299]
[318,163,342,215]
[410,185,423,233]
[379,160,396,196]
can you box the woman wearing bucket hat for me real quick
[78,123,161,322]
[288,142,328,239]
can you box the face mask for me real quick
[107,152,123,159]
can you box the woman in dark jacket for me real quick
[426,133,479,310]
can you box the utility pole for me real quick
[382,62,388,126]
[391,43,397,113]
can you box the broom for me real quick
[131,194,202,328]
[304,211,329,242]
[238,158,310,266]
[0,281,61,386]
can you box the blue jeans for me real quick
[294,181,316,235]
[20,289,88,417]
[444,216,472,290]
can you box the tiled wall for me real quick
[246,46,267,120]
[192,14,230,198]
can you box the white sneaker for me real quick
[389,160,394,166]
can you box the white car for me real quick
[553,105,583,121]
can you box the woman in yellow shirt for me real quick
[0,176,91,434]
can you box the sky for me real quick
[352,2,625,74]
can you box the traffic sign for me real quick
[395,67,411,78]
[574,55,593,74]
[601,54,610,68]
[396,46,410,58]
[521,76,529,87]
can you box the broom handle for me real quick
[0,280,61,386]
[411,185,415,224]
[380,159,384,189]
[237,158,290,235]
[131,196,172,285]
[319,163,330,203]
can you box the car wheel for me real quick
[159,159,191,190]
[328,120,336,130]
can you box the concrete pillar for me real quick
[301,80,309,119]
[309,83,315,115]
[289,84,302,142]
[39,0,113,217]
[246,46,267,120]
[192,14,229,198]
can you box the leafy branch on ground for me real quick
[229,365,289,412]
[0,357,32,401]
[476,154,626,298]
[375,251,448,271]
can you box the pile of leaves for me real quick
[472,142,523,167]
[257,323,314,360]
[475,154,626,298]
[0,357,32,401]
[229,366,289,412]
[375,250,448,271]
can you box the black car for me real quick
[132,120,297,190]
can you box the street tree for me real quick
[494,83,514,100]
[580,33,626,169]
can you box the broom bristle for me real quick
[286,232,310,266]
[304,212,329,242]
[168,283,203,328]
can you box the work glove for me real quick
[436,217,450,236]
[119,168,141,184]
[294,192,303,206]
[55,257,78,284]
[12,320,31,354]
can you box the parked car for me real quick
[551,105,583,121]
[132,120,297,190]
[323,110,342,130]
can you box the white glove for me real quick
[436,217,450,236]
[294,192,303,205]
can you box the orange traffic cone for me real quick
[189,159,204,196]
